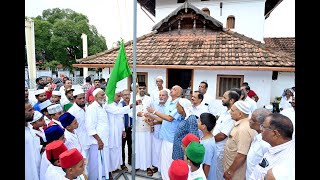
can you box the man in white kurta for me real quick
[85,88,110,180]
[131,83,153,171]
[25,102,41,180]
[105,90,133,172]
[150,76,171,104]
[67,89,90,158]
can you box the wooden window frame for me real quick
[127,72,148,92]
[216,74,244,99]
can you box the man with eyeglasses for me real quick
[246,108,272,180]
[248,113,295,180]
[223,100,257,180]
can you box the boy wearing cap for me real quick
[51,91,62,104]
[44,140,68,179]
[168,159,189,180]
[181,133,200,152]
[40,125,66,180]
[59,148,86,180]
[63,88,75,111]
[198,113,217,179]
[47,104,64,128]
[34,89,48,112]
[30,111,47,153]
[185,141,207,180]
[39,99,54,126]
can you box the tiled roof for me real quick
[76,29,294,67]
[264,37,295,56]
[76,2,294,68]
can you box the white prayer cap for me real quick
[34,89,46,96]
[44,87,49,91]
[92,88,103,97]
[52,91,61,96]
[115,88,122,94]
[39,100,53,111]
[47,104,63,114]
[31,111,43,123]
[265,104,273,112]
[156,76,164,81]
[234,100,250,115]
[73,89,85,96]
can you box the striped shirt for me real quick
[248,140,295,180]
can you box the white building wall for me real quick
[193,69,272,109]
[270,72,295,100]
[156,0,265,42]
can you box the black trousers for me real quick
[122,127,132,165]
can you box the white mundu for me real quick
[86,101,110,180]
[104,101,131,172]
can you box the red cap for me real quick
[182,133,200,147]
[168,160,189,180]
[89,95,94,102]
[45,140,68,161]
[59,148,84,169]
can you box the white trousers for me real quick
[88,144,110,180]
[160,140,173,180]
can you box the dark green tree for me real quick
[31,8,107,71]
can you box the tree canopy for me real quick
[27,8,107,70]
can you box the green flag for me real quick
[105,40,132,104]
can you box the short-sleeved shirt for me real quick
[201,137,217,180]
[247,90,257,98]
[223,118,257,180]
[159,98,181,143]
[172,115,199,160]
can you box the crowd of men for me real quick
[25,75,295,180]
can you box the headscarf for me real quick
[178,98,192,119]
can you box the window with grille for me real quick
[216,75,243,98]
[128,72,148,91]
[226,15,235,29]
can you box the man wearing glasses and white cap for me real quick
[151,76,171,104]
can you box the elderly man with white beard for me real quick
[85,88,111,180]
[104,89,140,172]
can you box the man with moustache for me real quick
[25,102,41,180]
[85,88,111,180]
[68,89,90,162]
[212,90,239,180]
[33,89,48,112]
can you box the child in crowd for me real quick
[185,141,207,180]
[168,159,189,180]
[59,148,86,180]
[44,140,68,179]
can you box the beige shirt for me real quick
[223,117,257,180]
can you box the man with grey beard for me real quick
[85,88,111,180]
[25,102,41,180]
[68,89,90,170]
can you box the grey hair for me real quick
[160,89,169,96]
[252,108,272,124]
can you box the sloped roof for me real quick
[264,37,295,56]
[75,2,294,70]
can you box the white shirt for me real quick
[246,133,271,180]
[271,157,295,180]
[280,107,295,138]
[64,130,86,158]
[249,140,295,180]
[85,101,110,146]
[40,151,51,180]
[44,164,65,180]
[212,110,235,154]
[68,103,90,150]
[190,103,209,118]
[187,165,207,180]
[104,101,131,148]
[243,97,257,116]
[202,93,226,116]
[279,96,293,110]
[25,126,41,180]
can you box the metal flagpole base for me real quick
[113,170,162,180]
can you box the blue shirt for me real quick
[152,102,167,139]
[201,137,217,180]
[159,98,181,143]
[121,101,132,129]
[33,101,41,112]
[172,115,199,160]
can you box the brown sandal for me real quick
[147,168,153,176]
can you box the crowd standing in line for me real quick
[26,76,295,180]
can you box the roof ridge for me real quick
[76,32,156,62]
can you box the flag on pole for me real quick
[105,39,132,104]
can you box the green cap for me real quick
[185,141,205,164]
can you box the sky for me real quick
[25,0,295,47]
